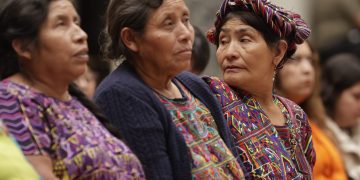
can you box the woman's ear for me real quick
[273,40,288,67]
[120,27,139,53]
[11,39,32,60]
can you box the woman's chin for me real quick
[223,74,243,88]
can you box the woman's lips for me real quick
[224,65,244,73]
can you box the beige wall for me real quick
[184,0,312,76]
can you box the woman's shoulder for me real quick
[95,62,153,99]
[276,95,308,123]
[201,76,239,104]
[276,96,303,111]
[0,80,62,107]
[202,76,224,86]
[0,80,25,95]
[201,76,232,92]
[0,80,36,103]
[176,72,215,94]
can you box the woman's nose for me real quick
[73,24,88,44]
[300,59,313,74]
[178,23,194,44]
[224,42,240,61]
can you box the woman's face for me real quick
[334,82,360,128]
[133,0,194,77]
[278,43,315,104]
[28,0,88,82]
[216,18,277,91]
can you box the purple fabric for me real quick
[0,80,145,179]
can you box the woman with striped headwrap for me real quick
[203,0,315,179]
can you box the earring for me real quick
[272,66,277,94]
[273,67,277,82]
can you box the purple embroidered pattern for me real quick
[0,80,145,179]
[204,76,315,180]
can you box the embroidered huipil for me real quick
[204,77,315,179]
[0,80,145,180]
[157,81,244,179]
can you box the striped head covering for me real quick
[207,0,310,63]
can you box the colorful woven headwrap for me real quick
[207,0,310,61]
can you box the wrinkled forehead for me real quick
[146,0,189,23]
[153,0,189,15]
[45,0,79,22]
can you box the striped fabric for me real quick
[0,80,144,179]
[204,77,315,179]
[0,121,39,180]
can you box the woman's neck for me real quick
[11,73,70,101]
[248,87,286,126]
[251,91,274,107]
[135,66,182,99]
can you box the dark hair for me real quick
[69,84,123,139]
[0,0,122,139]
[321,53,360,118]
[214,11,295,69]
[88,56,111,86]
[0,0,50,79]
[191,26,210,75]
[102,0,163,61]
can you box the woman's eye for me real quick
[241,39,250,42]
[183,17,189,23]
[290,58,301,64]
[239,36,251,43]
[57,21,65,26]
[219,37,228,45]
[164,20,173,26]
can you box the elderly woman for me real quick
[203,0,316,178]
[94,0,244,179]
[0,0,144,179]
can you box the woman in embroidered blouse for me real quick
[0,0,144,179]
[275,41,347,179]
[94,0,244,179]
[204,0,316,179]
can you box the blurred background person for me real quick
[275,41,348,180]
[0,0,144,179]
[204,0,315,178]
[94,0,244,179]
[312,0,360,62]
[321,53,360,180]
[74,56,111,99]
[188,26,210,75]
[0,121,39,179]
